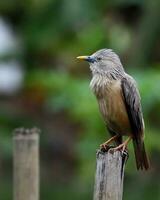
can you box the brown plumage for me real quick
[77,49,150,170]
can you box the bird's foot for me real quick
[100,144,115,152]
[110,136,132,154]
[100,143,108,150]
[112,143,127,154]
[99,135,119,151]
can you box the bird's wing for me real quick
[121,75,144,140]
[121,75,150,170]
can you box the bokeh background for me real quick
[0,0,160,199]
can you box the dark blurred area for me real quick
[0,0,160,199]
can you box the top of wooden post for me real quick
[13,127,40,138]
[13,127,40,135]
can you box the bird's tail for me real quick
[133,139,150,170]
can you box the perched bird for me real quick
[77,49,150,170]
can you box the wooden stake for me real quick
[13,128,40,200]
[93,150,128,200]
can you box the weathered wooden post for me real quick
[93,149,128,200]
[13,128,40,200]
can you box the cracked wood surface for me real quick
[93,150,127,200]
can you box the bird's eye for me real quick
[97,57,102,61]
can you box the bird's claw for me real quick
[100,144,115,152]
[121,149,129,158]
[100,144,108,152]
[108,143,128,154]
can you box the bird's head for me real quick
[77,49,124,75]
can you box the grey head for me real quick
[77,49,125,77]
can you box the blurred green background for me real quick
[0,0,160,199]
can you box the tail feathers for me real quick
[133,139,150,170]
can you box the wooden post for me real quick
[13,128,40,200]
[93,149,128,200]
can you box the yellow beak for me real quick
[76,56,89,61]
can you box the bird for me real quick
[77,49,150,170]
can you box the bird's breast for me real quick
[90,77,131,135]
